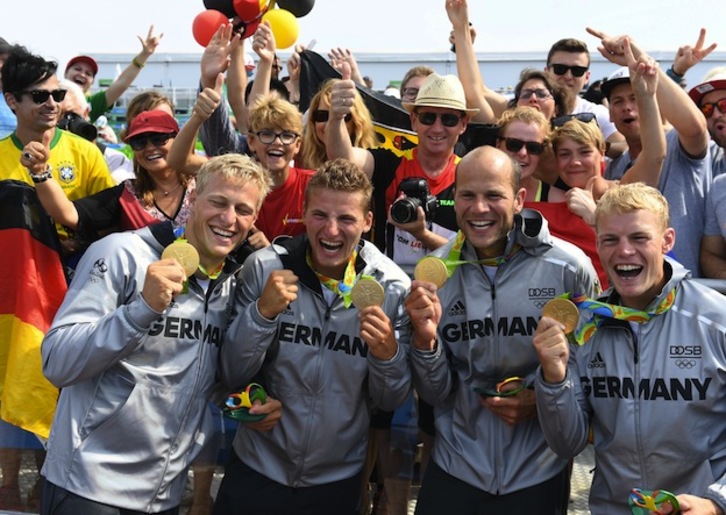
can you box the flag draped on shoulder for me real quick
[298,50,498,156]
[0,180,65,438]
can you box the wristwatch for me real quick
[28,164,53,184]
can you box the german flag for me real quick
[0,180,65,438]
[298,50,499,156]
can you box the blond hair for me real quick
[196,154,272,210]
[498,106,551,142]
[552,118,606,154]
[305,158,372,211]
[248,95,303,135]
[595,182,669,231]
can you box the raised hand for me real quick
[139,24,163,57]
[673,28,718,76]
[359,306,398,361]
[252,21,276,62]
[586,27,631,66]
[625,38,658,99]
[20,130,53,175]
[257,270,299,320]
[201,24,241,88]
[329,62,356,121]
[193,72,224,121]
[445,0,469,31]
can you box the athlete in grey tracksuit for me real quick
[41,222,239,513]
[411,209,599,511]
[217,235,411,502]
[536,257,726,514]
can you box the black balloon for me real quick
[203,0,236,18]
[276,0,315,17]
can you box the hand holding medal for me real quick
[541,298,579,334]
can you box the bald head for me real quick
[456,146,521,194]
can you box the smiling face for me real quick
[132,132,175,173]
[516,79,556,120]
[185,174,260,270]
[411,107,467,157]
[555,136,603,189]
[596,209,675,310]
[6,75,61,134]
[454,147,525,259]
[64,61,95,93]
[608,82,640,142]
[497,120,545,181]
[303,188,372,279]
[248,125,301,178]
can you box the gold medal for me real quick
[162,241,200,277]
[541,298,579,334]
[350,277,385,308]
[414,256,449,288]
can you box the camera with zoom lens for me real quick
[57,112,98,142]
[390,177,438,224]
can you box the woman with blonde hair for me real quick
[299,79,376,170]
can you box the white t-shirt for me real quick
[573,96,618,140]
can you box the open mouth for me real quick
[622,116,637,125]
[469,220,494,230]
[614,264,642,279]
[320,239,343,253]
[145,152,164,161]
[211,227,236,241]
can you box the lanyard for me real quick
[306,249,358,308]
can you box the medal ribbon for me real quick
[566,288,677,345]
[306,249,358,308]
[441,230,521,273]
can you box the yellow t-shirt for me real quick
[0,128,114,237]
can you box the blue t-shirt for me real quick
[0,95,17,138]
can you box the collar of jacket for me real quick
[276,234,368,295]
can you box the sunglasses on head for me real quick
[312,110,352,123]
[550,64,589,77]
[128,133,175,151]
[18,89,67,104]
[551,112,598,128]
[498,137,546,155]
[700,98,726,118]
[416,111,462,127]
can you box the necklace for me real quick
[156,182,183,197]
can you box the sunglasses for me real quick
[312,110,352,123]
[401,87,419,100]
[519,88,552,100]
[416,111,462,127]
[255,130,299,145]
[551,112,598,128]
[498,137,546,155]
[18,89,67,104]
[549,64,589,78]
[700,98,726,118]
[128,133,175,151]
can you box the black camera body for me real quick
[390,177,438,224]
[57,112,98,142]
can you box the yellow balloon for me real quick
[262,8,299,49]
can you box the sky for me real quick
[2,0,725,71]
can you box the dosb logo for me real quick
[669,345,702,357]
[529,288,556,297]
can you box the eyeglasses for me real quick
[519,88,552,100]
[312,110,352,123]
[128,133,175,151]
[17,89,67,104]
[549,64,589,77]
[700,98,726,118]
[402,87,419,100]
[551,112,598,128]
[255,130,299,145]
[498,137,546,155]
[416,111,462,127]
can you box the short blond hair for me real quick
[196,154,272,210]
[595,182,669,232]
[248,94,302,134]
[552,118,605,154]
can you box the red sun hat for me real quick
[124,110,179,142]
[65,55,99,76]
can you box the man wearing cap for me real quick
[1,45,114,246]
[589,30,711,278]
[65,25,161,123]
[327,65,476,272]
[690,68,726,278]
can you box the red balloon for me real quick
[240,18,261,38]
[192,10,229,47]
[234,0,261,21]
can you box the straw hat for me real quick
[402,73,479,114]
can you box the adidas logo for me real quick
[587,352,605,369]
[448,300,466,317]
